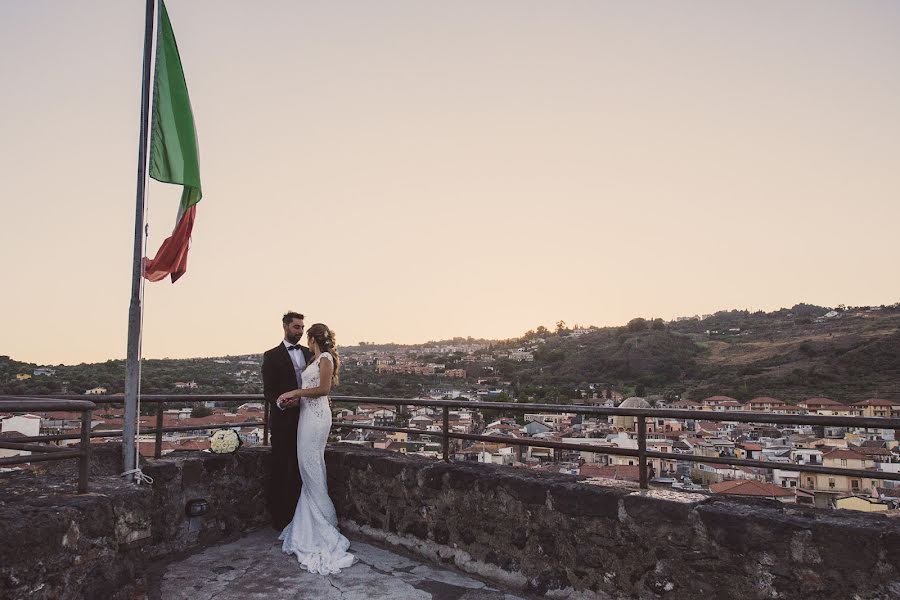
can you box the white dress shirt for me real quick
[283,339,307,388]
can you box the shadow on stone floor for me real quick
[147,528,536,600]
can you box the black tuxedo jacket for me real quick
[262,342,313,432]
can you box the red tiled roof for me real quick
[137,439,211,457]
[40,411,85,420]
[853,447,892,457]
[580,464,641,482]
[175,415,254,427]
[703,395,739,404]
[669,400,702,408]
[852,399,897,407]
[741,443,763,451]
[823,449,866,461]
[710,480,794,497]
[747,397,786,405]
[93,417,154,430]
[802,397,843,406]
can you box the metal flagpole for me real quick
[124,0,157,482]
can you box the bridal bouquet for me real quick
[209,429,242,454]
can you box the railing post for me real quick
[154,401,164,458]
[78,409,91,493]
[442,406,450,462]
[637,415,648,490]
[263,400,270,446]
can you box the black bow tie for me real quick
[288,345,302,351]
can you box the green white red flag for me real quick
[143,0,202,283]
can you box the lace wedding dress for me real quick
[279,352,355,574]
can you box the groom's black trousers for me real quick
[269,423,302,530]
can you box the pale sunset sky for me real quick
[2,1,899,365]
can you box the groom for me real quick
[262,311,312,530]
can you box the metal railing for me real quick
[0,395,265,492]
[0,398,95,492]
[327,397,900,489]
[2,394,899,492]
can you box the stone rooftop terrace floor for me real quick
[151,528,533,600]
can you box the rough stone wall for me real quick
[0,474,151,600]
[324,445,900,600]
[0,445,271,600]
[4,444,900,600]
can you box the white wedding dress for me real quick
[279,352,355,574]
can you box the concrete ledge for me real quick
[324,445,900,599]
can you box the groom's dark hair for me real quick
[282,311,305,324]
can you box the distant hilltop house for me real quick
[440,369,466,379]
[815,310,842,323]
[509,350,534,362]
[84,387,107,395]
[567,328,592,338]
[15,373,32,381]
[852,399,900,419]
[33,367,56,377]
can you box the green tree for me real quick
[626,318,648,332]
[191,405,213,418]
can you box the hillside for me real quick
[491,304,900,402]
[0,356,262,397]
[2,302,899,403]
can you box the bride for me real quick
[276,323,355,574]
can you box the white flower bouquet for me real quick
[209,429,242,454]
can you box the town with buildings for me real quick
[3,388,899,513]
[3,305,900,515]
[326,392,900,512]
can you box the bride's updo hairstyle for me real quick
[307,323,340,385]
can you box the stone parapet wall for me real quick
[325,445,900,599]
[0,445,271,600]
[3,444,900,599]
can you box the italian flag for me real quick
[143,0,202,283]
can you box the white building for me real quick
[773,469,801,489]
[0,414,42,458]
